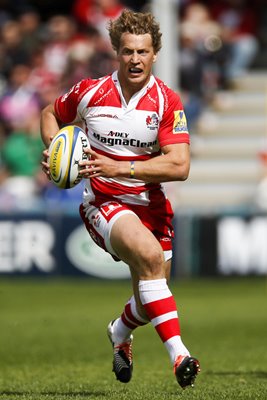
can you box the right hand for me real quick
[41,136,54,180]
[41,149,51,180]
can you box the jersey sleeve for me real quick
[54,79,90,124]
[158,88,190,148]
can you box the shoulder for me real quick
[55,74,113,120]
[61,75,112,102]
[154,77,181,98]
[154,77,184,110]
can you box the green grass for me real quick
[0,277,267,399]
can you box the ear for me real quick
[153,54,157,63]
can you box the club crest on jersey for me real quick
[173,110,188,133]
[146,113,159,130]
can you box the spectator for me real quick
[179,2,228,129]
[42,15,80,80]
[27,47,60,106]
[209,0,260,82]
[85,27,118,78]
[72,0,126,45]
[0,111,46,209]
[179,23,205,131]
[0,63,41,134]
[60,27,98,89]
[0,19,29,77]
[17,7,44,56]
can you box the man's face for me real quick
[117,32,157,91]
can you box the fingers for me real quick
[78,163,98,178]
[79,156,96,170]
[79,149,116,178]
[41,161,51,180]
[41,146,51,179]
[84,147,98,158]
[41,142,53,180]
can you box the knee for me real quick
[137,246,165,279]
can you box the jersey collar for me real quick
[112,71,155,108]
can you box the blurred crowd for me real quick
[0,0,266,211]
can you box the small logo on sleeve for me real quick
[173,110,188,134]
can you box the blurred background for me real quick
[0,0,267,279]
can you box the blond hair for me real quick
[108,9,162,54]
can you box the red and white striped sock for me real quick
[111,295,149,345]
[139,278,190,364]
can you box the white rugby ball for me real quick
[48,125,89,189]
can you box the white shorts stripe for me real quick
[164,250,172,262]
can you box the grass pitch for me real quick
[0,277,266,400]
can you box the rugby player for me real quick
[40,9,200,389]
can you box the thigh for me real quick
[110,213,165,279]
[80,200,171,274]
[80,201,136,258]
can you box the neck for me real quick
[117,71,151,104]
[121,86,137,104]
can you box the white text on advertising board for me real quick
[0,221,55,272]
[218,217,267,275]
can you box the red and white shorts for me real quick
[79,200,174,262]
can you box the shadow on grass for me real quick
[206,371,267,378]
[0,391,106,397]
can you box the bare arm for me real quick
[40,104,61,147]
[132,143,190,182]
[79,143,190,183]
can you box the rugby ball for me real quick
[48,125,89,189]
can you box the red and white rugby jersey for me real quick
[54,71,190,206]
